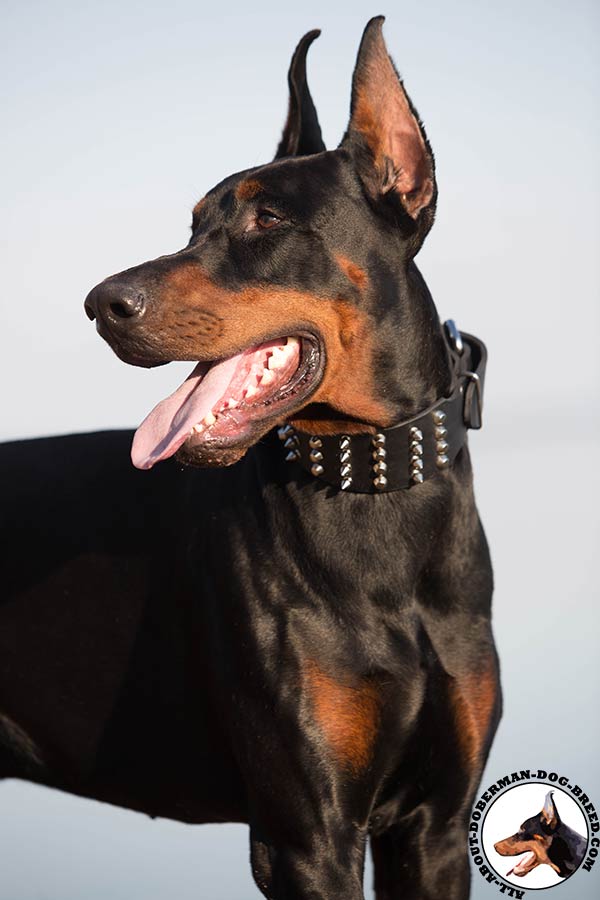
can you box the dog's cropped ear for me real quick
[541,791,560,830]
[275,30,325,159]
[341,17,436,242]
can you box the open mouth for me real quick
[507,851,537,877]
[131,334,322,469]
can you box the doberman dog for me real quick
[494,790,587,880]
[0,17,501,900]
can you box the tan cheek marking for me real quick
[495,838,549,870]
[335,254,369,291]
[495,837,527,855]
[450,656,498,767]
[304,661,380,776]
[156,264,394,428]
[528,842,551,866]
[236,179,263,200]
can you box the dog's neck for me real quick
[394,263,456,411]
[290,263,452,436]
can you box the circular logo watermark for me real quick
[469,770,598,896]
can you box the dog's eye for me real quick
[256,210,282,230]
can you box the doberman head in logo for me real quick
[494,790,587,879]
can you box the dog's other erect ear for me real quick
[275,30,326,159]
[541,791,560,830]
[341,17,436,245]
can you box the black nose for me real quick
[84,280,147,325]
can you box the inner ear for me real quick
[541,791,559,828]
[341,17,435,222]
[275,30,325,159]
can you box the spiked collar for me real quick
[273,321,487,494]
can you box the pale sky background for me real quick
[1,1,599,898]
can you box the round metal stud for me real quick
[411,472,424,485]
[411,457,424,471]
[434,426,448,441]
[410,442,423,457]
[340,477,353,490]
[373,460,387,474]
[372,433,386,447]
[277,425,294,441]
[436,454,450,469]
[373,474,388,490]
[309,450,323,463]
[436,440,449,454]
[409,427,423,442]
[340,449,351,464]
[309,436,322,449]
[339,436,351,450]
[284,435,299,449]
[311,463,324,477]
[372,447,387,461]
[432,410,447,425]
[340,463,352,478]
[285,449,300,462]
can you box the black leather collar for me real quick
[274,321,487,494]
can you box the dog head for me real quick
[494,791,567,878]
[85,17,449,470]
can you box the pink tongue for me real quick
[509,852,535,876]
[131,353,244,470]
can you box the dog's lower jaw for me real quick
[175,442,248,468]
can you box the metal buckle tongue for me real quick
[444,319,464,357]
[463,371,483,429]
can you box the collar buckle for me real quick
[444,318,464,357]
[463,371,483,430]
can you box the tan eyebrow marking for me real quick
[235,179,263,201]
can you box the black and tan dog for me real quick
[494,791,587,880]
[0,17,501,899]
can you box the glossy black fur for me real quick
[0,19,500,900]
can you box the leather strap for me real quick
[272,321,487,494]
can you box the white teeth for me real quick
[261,368,275,385]
[286,336,300,347]
[269,343,295,369]
[220,397,240,411]
[268,350,284,369]
[192,423,204,434]
[203,412,216,426]
[245,384,259,400]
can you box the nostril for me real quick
[84,284,146,326]
[109,291,146,320]
[110,301,133,319]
